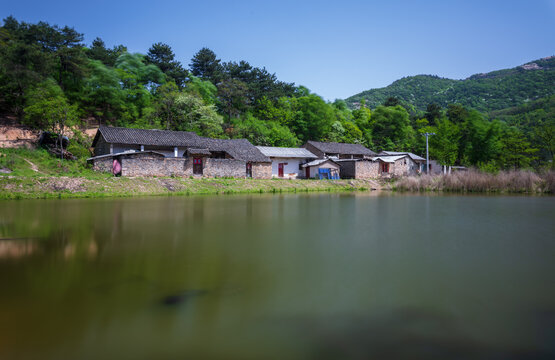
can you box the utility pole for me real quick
[422,132,435,174]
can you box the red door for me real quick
[305,167,310,179]
[193,157,203,175]
[278,163,284,177]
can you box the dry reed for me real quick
[394,169,554,193]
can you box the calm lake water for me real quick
[0,193,554,359]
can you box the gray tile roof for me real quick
[256,146,317,159]
[93,126,202,147]
[378,151,425,161]
[305,141,376,156]
[92,126,270,163]
[201,138,270,163]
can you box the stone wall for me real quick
[355,160,379,179]
[91,152,272,179]
[121,153,183,177]
[340,160,379,179]
[251,162,272,179]
[391,157,417,177]
[91,156,113,173]
[204,159,246,178]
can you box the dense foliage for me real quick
[0,17,552,170]
[346,58,555,113]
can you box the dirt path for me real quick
[22,158,41,173]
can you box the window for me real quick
[381,162,389,173]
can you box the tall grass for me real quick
[394,169,554,194]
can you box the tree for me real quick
[217,78,249,120]
[185,75,218,105]
[189,47,222,83]
[87,37,126,67]
[371,105,412,151]
[173,92,223,137]
[23,78,78,160]
[429,119,460,166]
[146,42,187,88]
[83,59,126,125]
[153,82,180,130]
[292,94,335,142]
[446,104,468,124]
[383,96,401,107]
[498,127,538,169]
[425,103,442,125]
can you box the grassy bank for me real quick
[394,170,555,194]
[0,148,381,200]
[0,176,381,200]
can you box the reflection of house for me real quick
[302,141,376,159]
[302,158,341,179]
[88,126,271,178]
[256,146,317,178]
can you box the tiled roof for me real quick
[256,146,317,158]
[373,155,407,163]
[305,141,376,156]
[92,126,270,163]
[378,151,426,161]
[200,138,270,163]
[93,126,202,147]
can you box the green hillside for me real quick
[346,56,555,112]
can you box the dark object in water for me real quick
[161,289,209,306]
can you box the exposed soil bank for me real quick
[0,176,383,200]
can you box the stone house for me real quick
[88,126,271,178]
[371,154,419,177]
[302,141,376,159]
[377,151,426,175]
[256,146,317,179]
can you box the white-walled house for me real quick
[256,146,317,178]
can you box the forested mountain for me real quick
[0,16,553,170]
[346,56,555,112]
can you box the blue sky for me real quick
[1,0,554,100]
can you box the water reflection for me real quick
[0,194,553,359]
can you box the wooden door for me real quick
[193,157,203,175]
[278,163,284,177]
[246,163,252,178]
[305,167,310,179]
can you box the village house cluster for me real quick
[87,126,441,179]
